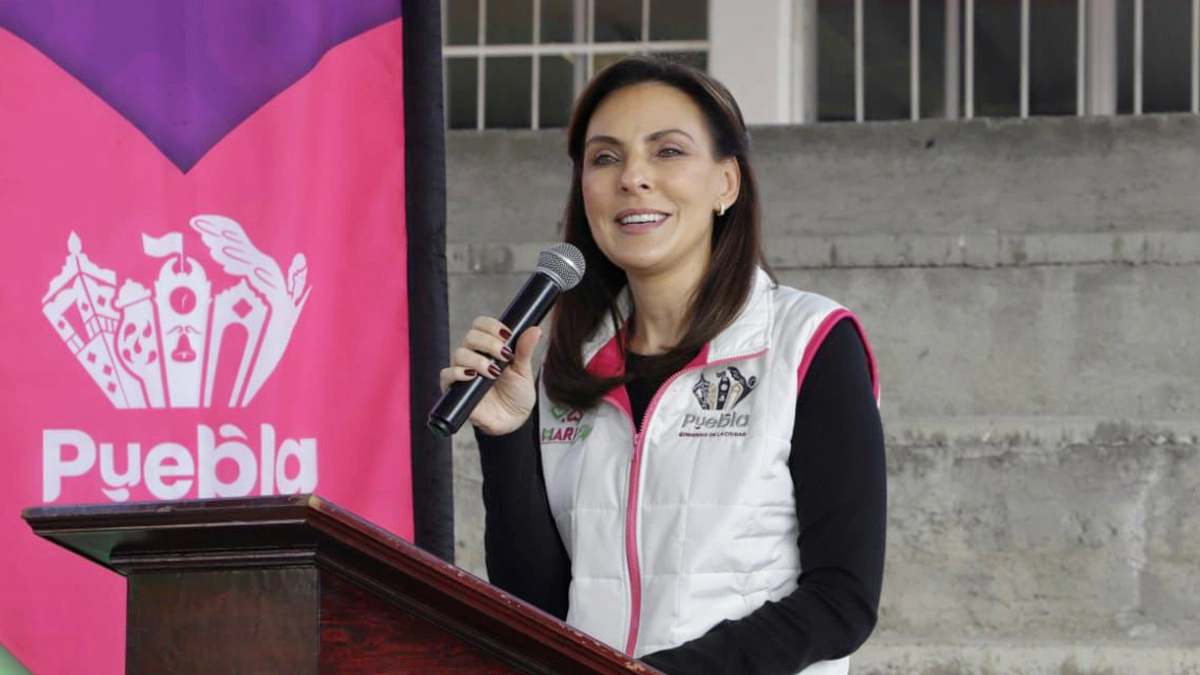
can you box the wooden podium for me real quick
[23,495,658,674]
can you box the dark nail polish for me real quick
[488,364,502,378]
[464,368,477,377]
[499,327,513,340]
[501,346,514,361]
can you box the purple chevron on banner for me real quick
[0,0,402,171]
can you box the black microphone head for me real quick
[537,243,586,291]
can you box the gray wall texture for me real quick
[443,115,1200,674]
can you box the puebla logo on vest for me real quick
[542,403,592,444]
[680,366,757,437]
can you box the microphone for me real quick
[427,243,586,437]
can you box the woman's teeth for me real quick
[620,213,666,225]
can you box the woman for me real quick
[440,54,886,675]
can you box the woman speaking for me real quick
[441,54,886,675]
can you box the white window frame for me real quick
[441,0,710,130]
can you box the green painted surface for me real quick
[0,644,31,675]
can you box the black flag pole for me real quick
[403,0,453,562]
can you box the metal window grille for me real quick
[446,0,1200,128]
[832,0,1199,123]
[442,0,710,130]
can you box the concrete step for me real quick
[453,418,1200,648]
[447,264,1200,421]
[883,426,1199,647]
[855,641,1200,674]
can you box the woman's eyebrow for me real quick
[584,134,622,149]
[585,128,695,149]
[646,128,695,143]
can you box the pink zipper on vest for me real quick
[619,347,768,656]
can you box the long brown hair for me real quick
[543,53,773,410]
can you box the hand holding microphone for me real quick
[429,243,586,437]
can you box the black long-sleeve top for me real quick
[475,318,886,675]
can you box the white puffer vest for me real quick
[538,269,879,675]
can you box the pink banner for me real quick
[0,16,411,675]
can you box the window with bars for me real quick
[442,0,709,129]
[444,0,1200,130]
[815,0,1200,123]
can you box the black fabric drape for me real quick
[403,0,453,562]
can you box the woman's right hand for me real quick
[439,317,543,436]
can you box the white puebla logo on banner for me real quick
[40,215,318,502]
[43,215,309,408]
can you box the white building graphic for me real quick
[42,215,310,408]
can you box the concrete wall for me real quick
[443,115,1200,674]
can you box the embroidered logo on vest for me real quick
[681,367,757,437]
[542,404,592,444]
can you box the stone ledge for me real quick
[447,231,1200,274]
[854,641,1200,675]
[884,416,1200,449]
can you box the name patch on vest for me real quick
[542,404,592,444]
[679,366,757,438]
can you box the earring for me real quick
[716,202,726,217]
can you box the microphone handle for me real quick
[427,272,561,436]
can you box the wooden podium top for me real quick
[25,494,659,675]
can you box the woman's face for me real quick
[580,82,739,284]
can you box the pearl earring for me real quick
[717,202,726,217]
